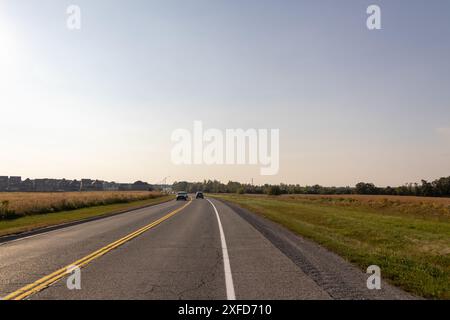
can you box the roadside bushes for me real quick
[0,201,16,220]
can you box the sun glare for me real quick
[0,17,18,70]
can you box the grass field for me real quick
[0,192,172,237]
[0,191,164,218]
[211,193,450,299]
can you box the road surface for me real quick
[0,197,414,300]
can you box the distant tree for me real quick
[172,181,189,192]
[420,180,434,197]
[384,186,395,195]
[237,187,245,194]
[266,185,282,195]
[433,177,450,196]
[355,182,378,195]
[171,176,450,198]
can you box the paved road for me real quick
[0,198,414,300]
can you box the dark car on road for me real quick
[176,192,189,201]
[195,192,204,199]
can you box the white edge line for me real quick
[207,199,236,300]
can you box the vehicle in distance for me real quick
[195,192,204,199]
[176,192,189,201]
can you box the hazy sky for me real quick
[1,0,449,186]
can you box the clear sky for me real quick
[1,0,449,186]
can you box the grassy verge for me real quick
[210,194,450,299]
[0,195,172,238]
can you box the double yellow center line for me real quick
[2,200,191,300]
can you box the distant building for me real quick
[34,179,56,192]
[20,178,34,192]
[103,181,119,191]
[131,181,151,191]
[48,179,58,191]
[92,180,104,191]
[0,176,8,191]
[81,179,94,191]
[69,180,82,191]
[8,176,22,192]
[57,179,71,192]
[118,183,132,191]
[33,179,45,192]
[0,175,155,193]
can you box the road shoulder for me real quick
[214,198,417,300]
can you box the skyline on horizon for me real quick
[0,172,448,188]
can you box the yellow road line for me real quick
[2,200,192,300]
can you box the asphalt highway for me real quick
[0,197,414,300]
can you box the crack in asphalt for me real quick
[177,248,223,299]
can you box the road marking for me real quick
[0,200,173,246]
[207,199,236,300]
[2,200,191,300]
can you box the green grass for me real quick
[210,194,450,299]
[0,195,172,237]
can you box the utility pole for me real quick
[160,176,170,186]
[156,176,170,193]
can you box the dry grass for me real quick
[0,191,164,219]
[277,194,450,220]
[0,195,173,237]
[280,194,450,205]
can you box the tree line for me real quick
[171,176,450,197]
